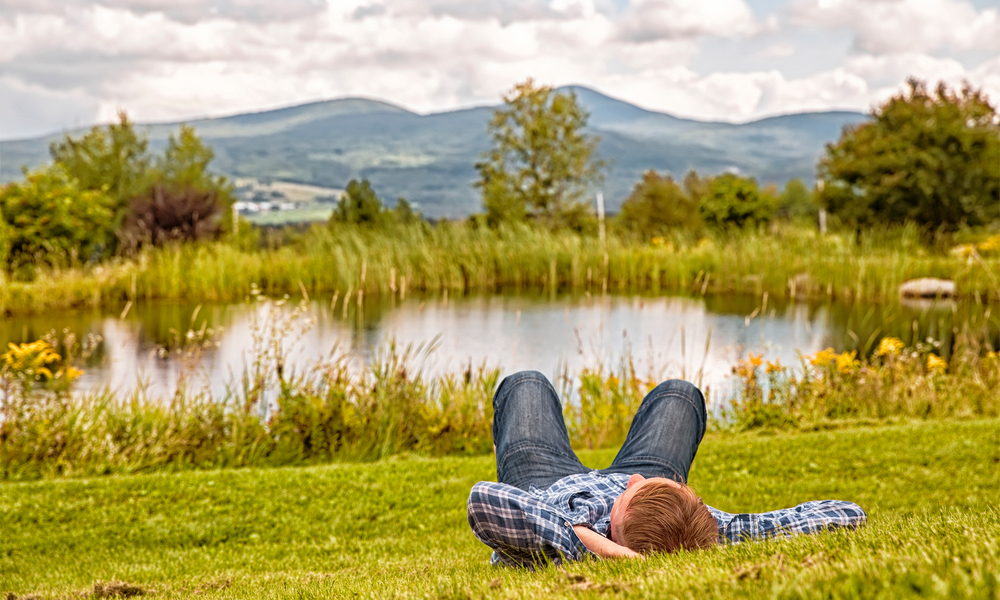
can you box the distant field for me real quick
[2,419,997,599]
[242,200,335,225]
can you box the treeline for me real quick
[0,78,997,285]
[0,112,232,279]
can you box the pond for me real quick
[2,291,996,402]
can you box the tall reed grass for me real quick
[2,222,997,316]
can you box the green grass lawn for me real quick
[2,419,998,599]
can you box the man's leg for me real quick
[493,370,589,491]
[601,379,707,483]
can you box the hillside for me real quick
[0,87,866,218]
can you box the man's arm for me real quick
[710,500,867,543]
[468,481,589,567]
[572,525,642,559]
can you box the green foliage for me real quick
[49,110,152,222]
[819,79,1000,231]
[393,197,421,225]
[616,170,703,240]
[698,173,777,229]
[0,165,116,275]
[330,180,423,228]
[776,178,816,221]
[331,178,387,227]
[48,114,233,255]
[476,79,605,228]
[155,124,235,232]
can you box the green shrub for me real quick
[699,173,777,229]
[616,170,703,240]
[0,165,116,276]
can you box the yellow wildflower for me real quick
[765,359,783,374]
[876,337,905,357]
[748,353,763,368]
[810,348,837,368]
[926,353,948,373]
[836,350,860,375]
[977,234,1000,253]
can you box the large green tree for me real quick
[475,79,605,228]
[818,79,999,231]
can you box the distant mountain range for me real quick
[0,87,866,218]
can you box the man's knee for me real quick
[495,370,551,404]
[647,379,706,417]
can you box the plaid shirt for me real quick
[467,471,866,567]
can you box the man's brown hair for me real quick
[619,481,718,554]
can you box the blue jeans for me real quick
[493,371,707,491]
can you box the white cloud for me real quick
[1,0,999,140]
[760,42,795,57]
[614,0,759,42]
[791,0,1000,54]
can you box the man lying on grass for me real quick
[467,371,867,566]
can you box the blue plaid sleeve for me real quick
[467,481,588,568]
[708,500,867,543]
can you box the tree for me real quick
[393,197,421,225]
[776,178,816,221]
[476,79,605,228]
[0,165,116,275]
[699,173,776,229]
[818,79,999,231]
[50,110,152,219]
[331,179,386,227]
[617,171,702,240]
[50,113,234,251]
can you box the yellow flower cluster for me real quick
[876,337,905,357]
[733,353,763,380]
[809,348,838,367]
[836,350,860,375]
[807,348,861,375]
[2,341,62,380]
[926,353,948,373]
[977,234,1000,253]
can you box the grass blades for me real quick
[3,222,998,316]
[1,419,997,599]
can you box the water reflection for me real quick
[2,292,996,402]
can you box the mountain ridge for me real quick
[0,87,867,217]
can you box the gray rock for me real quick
[899,278,956,298]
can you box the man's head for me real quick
[609,474,718,554]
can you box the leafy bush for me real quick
[119,184,224,250]
[776,178,817,221]
[616,170,703,240]
[698,173,776,229]
[0,165,116,276]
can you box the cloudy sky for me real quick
[1,0,998,140]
